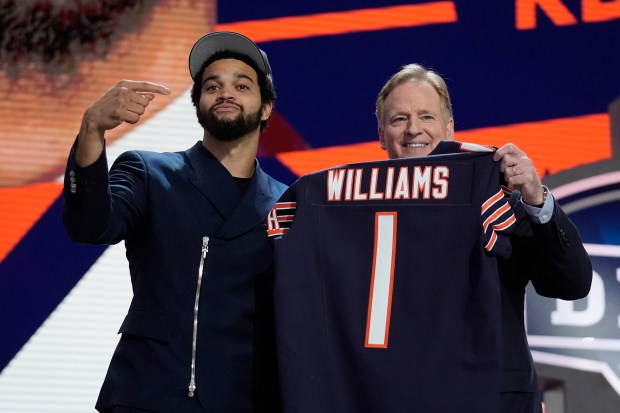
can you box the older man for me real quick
[375,63,592,413]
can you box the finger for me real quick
[114,99,152,125]
[103,101,143,126]
[498,154,518,173]
[124,100,148,116]
[492,144,511,162]
[117,92,157,125]
[117,80,171,95]
[506,165,540,193]
[505,171,527,190]
[493,143,524,162]
[125,91,156,107]
[124,111,142,124]
[137,92,156,102]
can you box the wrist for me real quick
[524,187,547,208]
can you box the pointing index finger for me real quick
[118,80,171,95]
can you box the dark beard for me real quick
[198,104,263,142]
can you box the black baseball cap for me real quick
[188,31,272,80]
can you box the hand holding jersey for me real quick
[494,143,546,207]
[374,64,590,413]
[267,143,517,412]
[267,63,591,413]
[375,64,548,216]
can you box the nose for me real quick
[216,84,235,101]
[406,118,421,135]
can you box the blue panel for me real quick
[227,0,620,149]
[0,197,106,371]
[218,0,413,23]
[259,157,300,186]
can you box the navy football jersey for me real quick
[267,141,516,412]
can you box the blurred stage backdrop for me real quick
[1,1,619,411]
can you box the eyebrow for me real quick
[387,110,409,118]
[391,108,438,116]
[203,73,256,85]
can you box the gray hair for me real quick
[375,63,453,124]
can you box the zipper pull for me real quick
[202,236,209,257]
[188,236,208,398]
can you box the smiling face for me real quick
[378,80,454,159]
[197,58,271,141]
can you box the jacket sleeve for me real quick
[512,198,592,300]
[62,140,148,245]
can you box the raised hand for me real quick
[76,80,170,166]
[493,143,545,206]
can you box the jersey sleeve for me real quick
[432,140,517,257]
[266,180,298,239]
[480,164,516,258]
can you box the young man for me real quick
[376,63,592,412]
[63,31,286,413]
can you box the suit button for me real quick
[558,228,570,246]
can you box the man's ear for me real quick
[261,102,273,121]
[378,126,387,150]
[446,118,455,140]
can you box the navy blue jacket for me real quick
[500,195,592,395]
[63,141,286,412]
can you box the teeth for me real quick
[405,143,427,148]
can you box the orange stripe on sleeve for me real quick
[274,202,297,209]
[483,203,512,232]
[494,214,517,231]
[481,189,506,215]
[216,2,458,42]
[484,230,498,252]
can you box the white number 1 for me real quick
[365,212,397,348]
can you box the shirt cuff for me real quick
[521,186,554,224]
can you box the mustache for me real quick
[210,100,242,112]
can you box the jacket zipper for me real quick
[188,236,209,397]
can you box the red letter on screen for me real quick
[516,0,578,29]
[582,0,620,23]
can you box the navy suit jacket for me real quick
[430,142,592,402]
[499,194,592,398]
[63,141,286,413]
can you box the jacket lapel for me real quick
[185,142,241,220]
[185,142,277,239]
[216,162,278,239]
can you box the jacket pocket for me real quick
[118,308,173,342]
